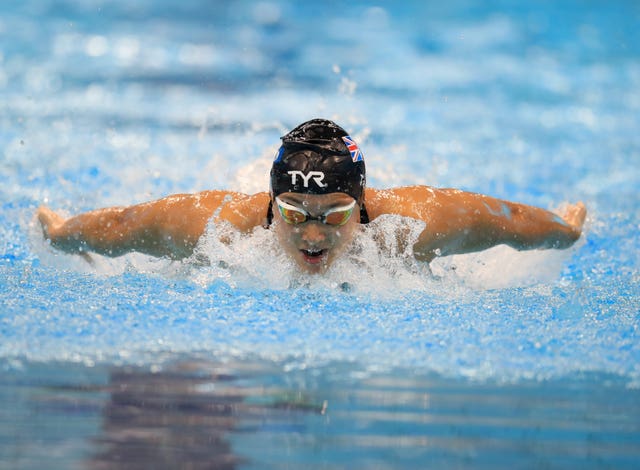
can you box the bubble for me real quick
[85,35,108,57]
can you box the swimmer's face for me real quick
[272,192,360,274]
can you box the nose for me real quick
[300,222,327,244]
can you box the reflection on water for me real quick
[2,359,639,469]
[89,365,242,469]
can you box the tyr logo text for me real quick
[287,171,328,188]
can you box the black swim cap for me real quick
[270,119,366,202]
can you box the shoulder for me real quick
[215,191,271,232]
[364,186,441,220]
[175,190,269,208]
[158,190,270,232]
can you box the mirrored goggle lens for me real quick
[324,206,354,226]
[278,205,307,224]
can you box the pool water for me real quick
[1,0,639,468]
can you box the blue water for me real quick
[1,0,639,468]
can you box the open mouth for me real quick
[300,249,326,264]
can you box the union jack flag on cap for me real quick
[342,136,364,162]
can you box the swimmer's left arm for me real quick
[366,186,586,262]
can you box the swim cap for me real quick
[270,119,366,202]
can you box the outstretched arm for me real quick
[365,186,586,262]
[37,191,270,259]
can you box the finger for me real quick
[565,202,586,229]
[37,206,53,237]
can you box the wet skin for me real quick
[272,192,360,274]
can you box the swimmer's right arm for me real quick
[36,191,270,259]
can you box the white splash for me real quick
[185,212,574,296]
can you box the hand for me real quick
[36,206,95,264]
[36,206,65,240]
[561,202,587,233]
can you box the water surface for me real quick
[1,0,639,468]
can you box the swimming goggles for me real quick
[275,196,356,226]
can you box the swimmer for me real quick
[36,118,586,273]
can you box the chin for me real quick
[295,254,332,274]
[297,260,329,274]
